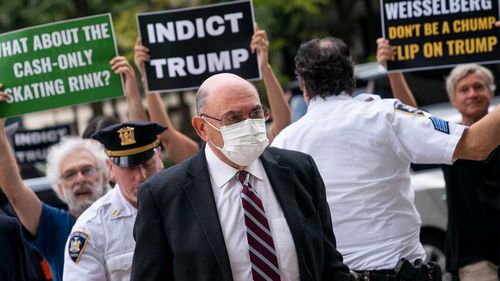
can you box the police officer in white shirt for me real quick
[63,121,165,281]
[272,37,500,281]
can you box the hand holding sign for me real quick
[134,38,151,89]
[0,84,8,103]
[376,38,395,68]
[110,55,147,121]
[0,84,7,124]
[250,26,269,68]
[110,56,137,97]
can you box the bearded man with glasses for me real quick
[0,54,160,281]
[0,118,110,281]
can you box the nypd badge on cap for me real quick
[92,121,167,168]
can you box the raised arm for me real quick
[251,27,291,143]
[453,20,500,159]
[134,39,199,163]
[0,84,42,236]
[110,56,148,121]
[377,38,418,107]
[453,105,500,160]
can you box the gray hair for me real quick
[195,75,259,115]
[46,137,108,197]
[446,64,496,98]
[195,87,210,115]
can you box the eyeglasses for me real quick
[61,166,98,182]
[201,105,270,126]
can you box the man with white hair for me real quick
[0,54,145,281]
[0,74,124,281]
[377,38,500,281]
[0,120,109,281]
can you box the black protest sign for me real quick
[381,0,500,72]
[137,0,260,92]
[13,124,74,164]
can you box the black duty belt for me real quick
[351,269,397,281]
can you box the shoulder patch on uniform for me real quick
[68,231,90,264]
[394,101,426,117]
[429,116,450,134]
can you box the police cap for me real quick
[92,121,167,168]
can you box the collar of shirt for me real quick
[309,92,351,111]
[110,185,137,219]
[204,144,265,189]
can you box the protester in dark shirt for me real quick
[0,215,51,281]
[0,56,139,281]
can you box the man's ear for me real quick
[100,170,109,188]
[105,159,117,186]
[56,183,65,199]
[448,93,456,106]
[192,116,209,141]
[105,159,112,169]
[488,88,494,98]
[299,79,311,104]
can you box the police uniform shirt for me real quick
[63,186,136,281]
[272,93,466,270]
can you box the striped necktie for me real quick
[237,171,281,281]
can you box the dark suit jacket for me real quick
[131,146,350,281]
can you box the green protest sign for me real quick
[0,14,124,117]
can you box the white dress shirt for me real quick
[272,93,466,270]
[205,145,300,281]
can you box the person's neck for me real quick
[461,112,487,126]
[69,209,81,218]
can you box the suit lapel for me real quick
[183,147,234,281]
[260,149,306,245]
[261,149,315,280]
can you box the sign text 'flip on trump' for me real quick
[381,0,500,71]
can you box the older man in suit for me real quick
[130,73,350,281]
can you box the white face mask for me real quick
[204,118,269,166]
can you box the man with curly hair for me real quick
[272,37,500,280]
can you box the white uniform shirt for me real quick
[205,145,300,281]
[63,186,137,281]
[272,93,466,270]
